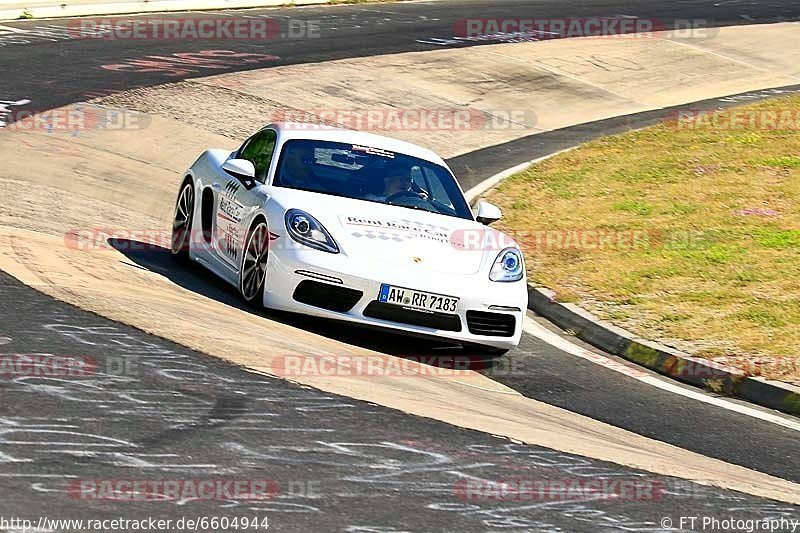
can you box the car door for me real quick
[212,128,277,272]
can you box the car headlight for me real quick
[489,248,524,282]
[285,209,340,254]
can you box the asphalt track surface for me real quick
[2,0,800,529]
[1,0,800,114]
[2,270,798,532]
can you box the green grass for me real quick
[488,95,800,383]
[612,200,653,216]
[756,156,800,168]
[327,0,406,4]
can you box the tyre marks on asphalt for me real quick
[1,7,800,524]
[99,50,281,77]
[0,24,79,47]
[0,8,437,49]
[1,272,798,531]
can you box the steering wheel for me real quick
[386,190,425,203]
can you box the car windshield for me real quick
[273,139,474,220]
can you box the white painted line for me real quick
[355,8,407,16]
[522,316,800,433]
[464,149,572,203]
[0,24,27,33]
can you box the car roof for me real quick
[265,122,449,167]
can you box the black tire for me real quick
[239,219,269,307]
[171,180,194,263]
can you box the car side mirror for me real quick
[223,158,256,181]
[475,201,502,225]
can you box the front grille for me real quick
[466,311,516,337]
[363,302,462,332]
[293,280,363,313]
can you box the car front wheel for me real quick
[240,220,269,306]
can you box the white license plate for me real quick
[378,284,459,314]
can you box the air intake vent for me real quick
[293,280,363,313]
[466,311,516,337]
[363,302,462,332]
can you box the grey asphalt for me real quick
[1,0,799,114]
[2,1,800,530]
[1,271,799,532]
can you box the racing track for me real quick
[1,0,800,117]
[2,0,800,530]
[3,269,798,531]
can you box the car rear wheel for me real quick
[240,220,269,306]
[171,180,194,262]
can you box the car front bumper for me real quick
[263,246,527,351]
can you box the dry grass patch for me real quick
[488,95,800,384]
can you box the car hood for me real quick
[272,189,515,276]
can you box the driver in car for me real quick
[369,165,429,202]
[282,146,318,189]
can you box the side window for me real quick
[238,129,277,183]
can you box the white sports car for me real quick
[171,123,527,353]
